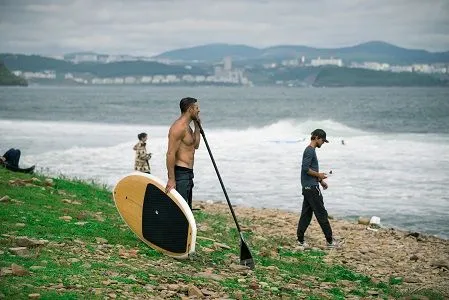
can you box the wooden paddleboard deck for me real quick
[113,172,196,258]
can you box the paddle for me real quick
[197,121,255,270]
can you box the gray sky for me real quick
[1,0,448,56]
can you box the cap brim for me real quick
[324,139,329,143]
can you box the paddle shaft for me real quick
[198,125,242,233]
[198,122,255,269]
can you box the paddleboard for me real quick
[113,172,196,259]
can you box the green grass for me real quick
[0,168,444,299]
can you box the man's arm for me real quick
[165,124,184,192]
[193,121,201,149]
[307,168,327,181]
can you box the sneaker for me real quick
[298,240,310,249]
[327,239,344,249]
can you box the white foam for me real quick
[1,118,449,238]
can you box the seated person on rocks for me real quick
[1,148,35,173]
[0,148,22,167]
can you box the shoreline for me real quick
[197,199,449,241]
[196,200,449,293]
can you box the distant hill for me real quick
[244,66,449,87]
[313,67,448,87]
[153,44,262,62]
[0,54,208,77]
[0,54,74,72]
[154,41,449,64]
[1,50,447,87]
[0,62,27,86]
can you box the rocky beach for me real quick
[197,201,449,298]
[1,170,448,299]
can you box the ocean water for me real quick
[1,86,449,238]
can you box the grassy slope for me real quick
[0,168,442,299]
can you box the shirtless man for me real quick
[165,97,201,209]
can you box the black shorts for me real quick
[175,165,194,209]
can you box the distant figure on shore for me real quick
[297,129,341,249]
[133,133,152,174]
[165,97,201,210]
[0,148,35,173]
[341,139,345,145]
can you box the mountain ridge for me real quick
[153,41,449,64]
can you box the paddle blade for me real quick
[239,234,255,270]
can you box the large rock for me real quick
[0,195,10,203]
[11,264,29,276]
[9,247,30,257]
[358,217,370,225]
[15,237,48,247]
[44,179,54,186]
[188,285,204,298]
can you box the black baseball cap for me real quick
[311,129,329,143]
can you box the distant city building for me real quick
[350,62,390,71]
[223,56,232,71]
[141,76,153,83]
[412,64,432,73]
[263,63,277,69]
[66,53,152,64]
[72,54,98,64]
[390,65,413,73]
[311,57,343,67]
[165,75,179,83]
[152,75,164,84]
[195,75,206,82]
[19,70,56,79]
[281,59,299,67]
[124,76,137,84]
[182,75,195,82]
[91,78,104,84]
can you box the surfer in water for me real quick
[133,132,152,174]
[297,129,342,249]
[165,97,201,209]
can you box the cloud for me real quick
[0,0,448,56]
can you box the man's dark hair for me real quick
[180,97,197,113]
[137,132,147,141]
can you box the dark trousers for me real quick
[297,186,333,243]
[175,165,194,209]
[3,148,21,167]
